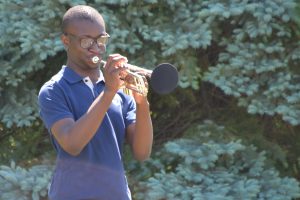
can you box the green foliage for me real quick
[1,121,299,200]
[0,0,64,127]
[202,0,300,125]
[0,0,203,127]
[0,161,53,200]
[0,124,52,165]
[1,0,300,198]
[128,121,300,200]
[1,0,300,127]
[292,1,300,32]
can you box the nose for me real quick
[89,42,106,54]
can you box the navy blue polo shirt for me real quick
[38,65,136,200]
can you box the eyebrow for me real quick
[80,33,108,38]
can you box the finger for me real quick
[112,56,128,68]
[142,76,149,88]
[115,66,128,77]
[110,67,126,88]
[106,54,128,68]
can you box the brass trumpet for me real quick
[92,56,178,96]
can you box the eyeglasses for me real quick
[64,33,110,49]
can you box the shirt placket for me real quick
[83,77,97,98]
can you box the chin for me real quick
[89,62,100,69]
[85,57,100,68]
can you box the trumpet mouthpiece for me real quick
[92,56,100,64]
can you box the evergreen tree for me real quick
[1,0,300,198]
[1,0,299,127]
[130,121,300,200]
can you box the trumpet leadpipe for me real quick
[92,56,152,76]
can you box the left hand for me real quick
[132,76,149,105]
[132,92,148,105]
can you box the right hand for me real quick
[103,54,128,93]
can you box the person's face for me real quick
[61,19,108,69]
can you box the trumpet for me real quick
[92,56,179,96]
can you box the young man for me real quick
[38,5,153,200]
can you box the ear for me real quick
[61,34,69,51]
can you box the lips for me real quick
[88,54,102,64]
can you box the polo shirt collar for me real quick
[61,65,105,84]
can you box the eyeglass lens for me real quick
[80,36,109,49]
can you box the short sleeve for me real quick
[38,82,74,131]
[121,93,136,127]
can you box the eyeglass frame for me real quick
[63,32,110,49]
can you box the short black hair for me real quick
[61,5,105,33]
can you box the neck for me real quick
[67,60,100,83]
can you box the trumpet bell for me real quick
[150,63,178,95]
